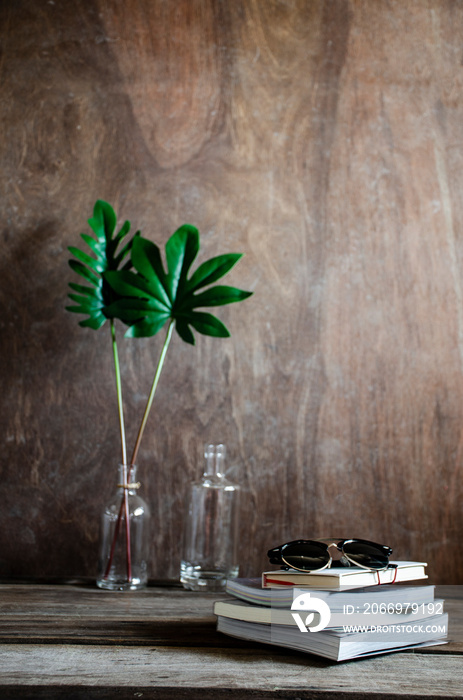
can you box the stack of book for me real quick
[214,561,448,661]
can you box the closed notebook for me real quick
[215,612,448,662]
[262,561,427,589]
[214,596,445,629]
[226,577,436,608]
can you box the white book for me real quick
[216,612,448,662]
[214,597,445,629]
[226,577,436,609]
[262,561,427,590]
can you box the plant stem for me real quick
[129,319,175,470]
[122,463,132,582]
[104,320,131,582]
[103,320,174,583]
[110,319,127,467]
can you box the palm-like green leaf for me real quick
[105,225,253,344]
[66,200,139,329]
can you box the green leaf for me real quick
[105,223,252,342]
[105,270,154,300]
[106,296,169,318]
[187,311,230,338]
[67,200,138,329]
[165,225,199,300]
[115,231,141,267]
[68,246,105,274]
[125,314,170,338]
[68,292,102,309]
[88,199,117,242]
[186,253,243,292]
[114,219,131,243]
[184,285,253,309]
[69,281,96,296]
[175,319,195,345]
[69,259,99,286]
[80,313,107,330]
[130,237,171,306]
[66,304,87,314]
[80,233,103,257]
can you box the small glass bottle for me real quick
[180,444,240,591]
[96,464,150,591]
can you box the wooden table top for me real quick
[0,581,462,699]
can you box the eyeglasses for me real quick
[267,538,394,574]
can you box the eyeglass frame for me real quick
[267,538,394,574]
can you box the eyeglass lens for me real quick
[281,542,330,571]
[342,541,389,569]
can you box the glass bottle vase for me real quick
[96,464,150,591]
[180,444,240,591]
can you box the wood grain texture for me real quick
[0,582,461,651]
[3,645,463,699]
[0,584,462,699]
[0,0,463,583]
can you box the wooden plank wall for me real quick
[1,0,462,584]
